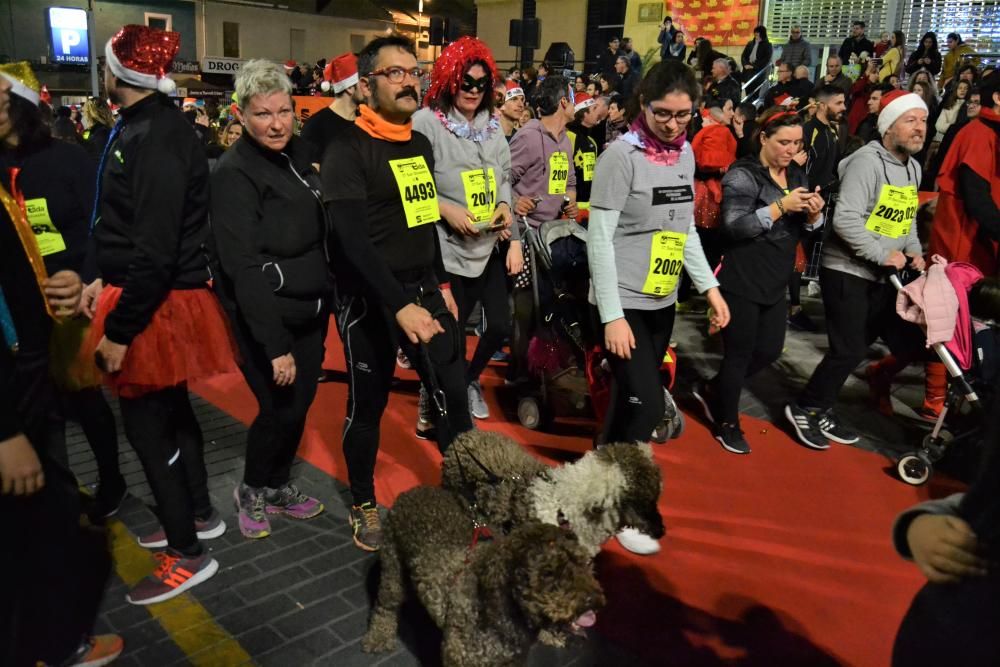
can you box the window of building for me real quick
[223,22,240,58]
[144,12,172,32]
[350,33,366,54]
[290,28,306,62]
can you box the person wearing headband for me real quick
[498,81,525,140]
[693,108,823,455]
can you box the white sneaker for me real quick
[467,381,489,419]
[616,527,661,555]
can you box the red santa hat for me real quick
[321,52,359,94]
[105,25,180,96]
[284,60,297,72]
[878,90,928,135]
[574,92,595,113]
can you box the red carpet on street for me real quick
[192,332,962,667]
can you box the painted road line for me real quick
[108,520,252,666]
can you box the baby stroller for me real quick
[890,268,998,485]
[517,215,684,441]
[515,216,593,430]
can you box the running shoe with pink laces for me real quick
[265,483,324,520]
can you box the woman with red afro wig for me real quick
[412,37,519,424]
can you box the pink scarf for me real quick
[629,113,686,165]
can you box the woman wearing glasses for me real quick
[411,37,516,424]
[692,108,823,455]
[210,60,329,539]
[588,60,730,555]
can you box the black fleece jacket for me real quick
[0,138,96,277]
[210,134,332,360]
[93,93,212,345]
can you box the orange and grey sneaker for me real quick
[126,549,218,606]
[61,634,124,666]
[349,502,383,552]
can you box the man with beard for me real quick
[498,82,525,141]
[838,20,875,65]
[786,90,928,450]
[856,82,893,143]
[301,52,365,170]
[321,34,472,552]
[821,56,853,98]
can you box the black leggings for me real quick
[119,384,212,554]
[234,317,323,489]
[711,291,787,424]
[449,248,511,385]
[335,287,472,506]
[602,306,675,444]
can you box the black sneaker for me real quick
[784,403,830,450]
[714,422,751,454]
[691,380,717,425]
[93,479,128,519]
[816,409,860,444]
[787,308,819,332]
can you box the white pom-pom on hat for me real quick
[157,76,177,95]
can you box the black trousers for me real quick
[892,575,1000,666]
[119,384,212,553]
[45,387,122,490]
[602,306,675,444]
[712,292,787,424]
[799,268,923,411]
[234,317,323,489]
[334,287,472,506]
[2,357,111,667]
[449,248,511,385]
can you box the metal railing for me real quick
[741,62,774,105]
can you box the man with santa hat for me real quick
[301,51,366,170]
[787,89,929,451]
[84,24,237,605]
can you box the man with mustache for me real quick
[786,90,928,450]
[321,34,472,552]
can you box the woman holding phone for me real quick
[412,37,516,424]
[693,108,824,455]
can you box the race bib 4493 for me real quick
[388,156,440,228]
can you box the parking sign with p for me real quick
[48,7,90,64]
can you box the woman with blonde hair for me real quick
[81,97,114,160]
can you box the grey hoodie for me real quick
[821,140,922,282]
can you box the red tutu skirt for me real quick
[85,286,238,397]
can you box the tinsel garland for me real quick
[434,109,500,143]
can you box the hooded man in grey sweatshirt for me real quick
[786,90,929,451]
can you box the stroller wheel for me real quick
[920,429,953,462]
[896,453,932,486]
[518,396,543,430]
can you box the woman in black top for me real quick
[693,109,824,454]
[905,32,942,77]
[211,60,330,539]
[740,26,773,83]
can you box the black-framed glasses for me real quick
[647,104,692,123]
[369,67,422,84]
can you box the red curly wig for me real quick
[423,36,500,112]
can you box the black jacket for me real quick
[905,49,942,76]
[839,36,876,63]
[210,134,332,360]
[93,93,213,346]
[741,39,773,74]
[0,139,96,277]
[82,123,112,163]
[718,157,813,303]
[706,75,741,107]
[618,69,641,101]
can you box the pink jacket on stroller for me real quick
[896,254,983,368]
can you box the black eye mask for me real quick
[461,74,490,93]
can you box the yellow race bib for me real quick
[460,168,497,225]
[548,151,569,195]
[388,156,440,228]
[642,231,687,296]
[865,184,918,239]
[580,152,596,182]
[25,198,67,257]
